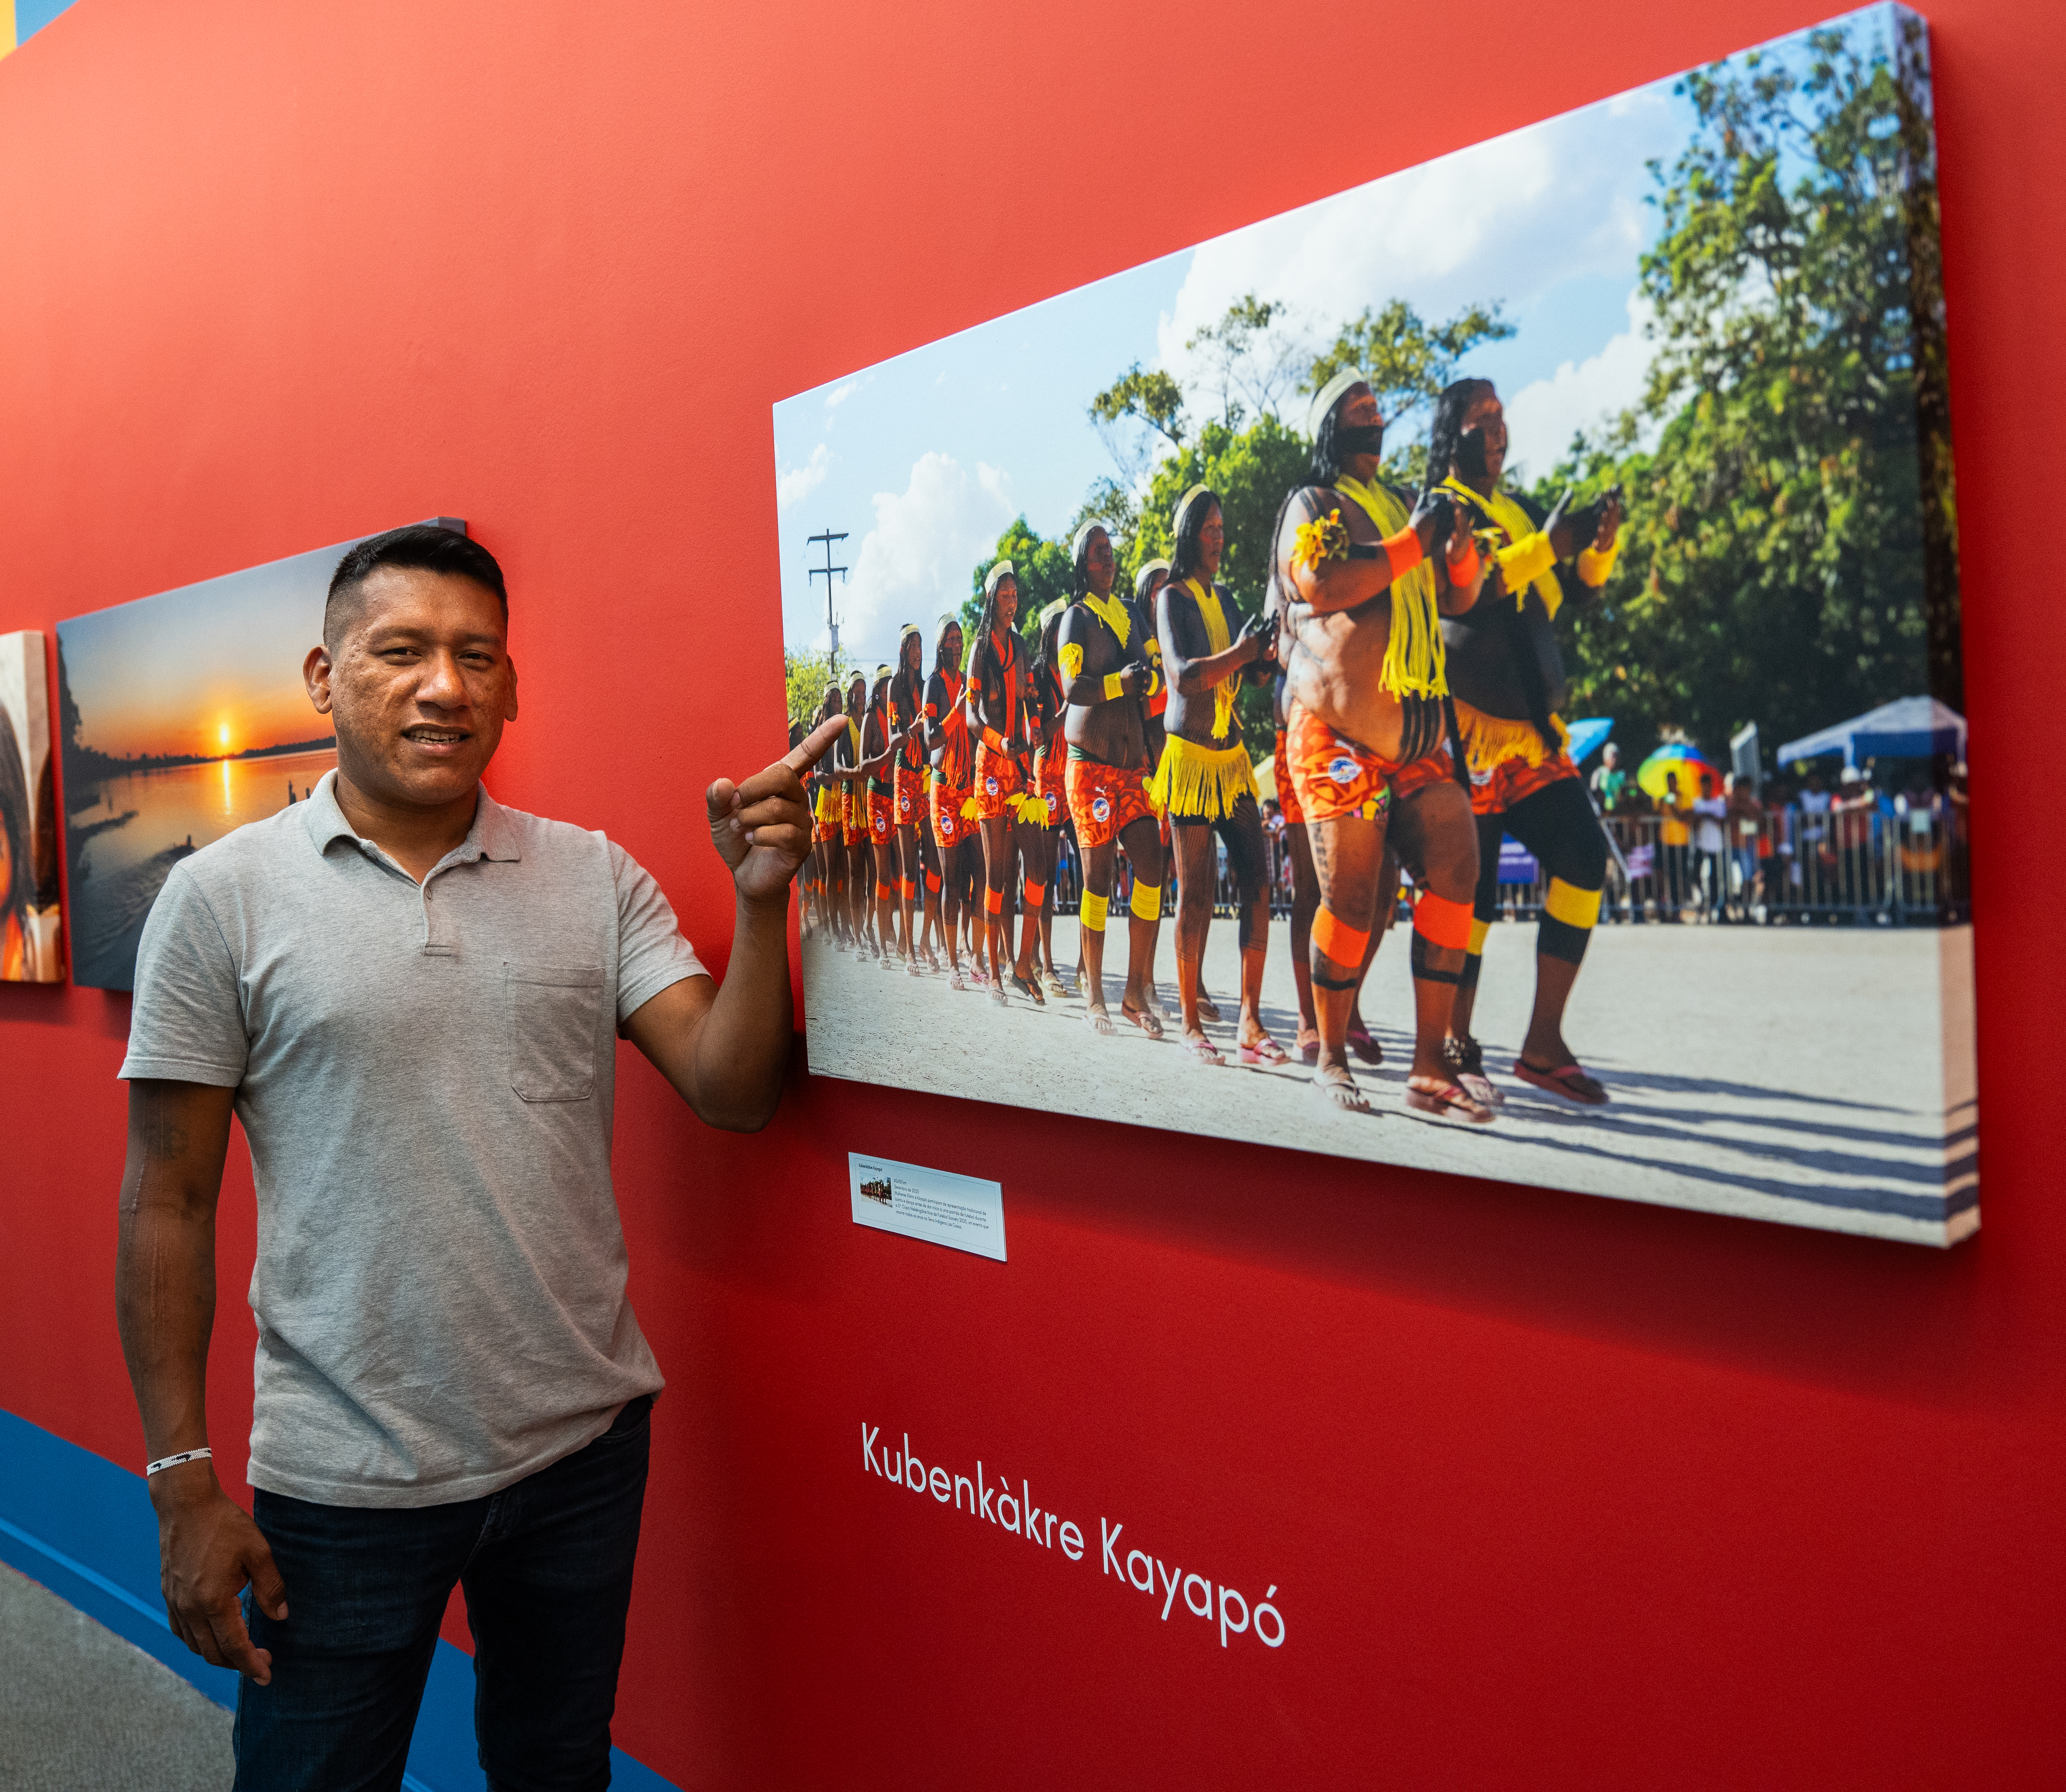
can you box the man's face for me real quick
[847,676,866,714]
[941,624,963,672]
[1460,391,1508,485]
[1603,745,1620,768]
[901,633,921,674]
[1085,529,1116,595]
[307,567,516,811]
[1198,505,1225,577]
[994,576,1019,631]
[1342,385,1382,459]
[1139,570,1169,608]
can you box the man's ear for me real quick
[504,656,519,721]
[304,644,335,716]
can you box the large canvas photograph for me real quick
[0,631,64,982]
[772,4,1974,1246]
[56,520,462,991]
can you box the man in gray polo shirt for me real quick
[113,524,839,1791]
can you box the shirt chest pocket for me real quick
[505,962,606,1102]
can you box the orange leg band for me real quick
[1023,880,1047,906]
[985,887,1004,915]
[876,882,894,902]
[1311,905,1371,967]
[1413,890,1474,951]
[925,872,941,893]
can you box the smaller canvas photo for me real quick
[56,520,462,991]
[0,631,64,982]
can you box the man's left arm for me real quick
[621,716,844,1132]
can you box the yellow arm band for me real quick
[1129,879,1161,923]
[1145,665,1163,697]
[1079,891,1109,933]
[1102,672,1125,702]
[1059,642,1085,681]
[1577,540,1620,587]
[1495,531,1556,593]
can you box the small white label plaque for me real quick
[849,1153,1007,1262]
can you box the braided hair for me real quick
[1426,378,1496,489]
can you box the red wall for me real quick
[2,0,2061,1785]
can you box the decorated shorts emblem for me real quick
[985,775,999,794]
[1328,756,1359,786]
[1091,795,1112,822]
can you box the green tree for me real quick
[783,646,839,728]
[1186,293,1309,428]
[1552,10,1959,764]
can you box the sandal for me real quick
[1085,1004,1117,1036]
[1405,1078,1496,1124]
[1313,1062,1370,1112]
[1512,1058,1609,1106]
[1040,968,1069,1000]
[1345,1021,1383,1066]
[1296,1030,1321,1066]
[1237,1033,1291,1066]
[1181,1032,1225,1067]
[1195,990,1223,1024]
[1010,973,1045,1006]
[1443,1034,1503,1110]
[1121,1001,1165,1041]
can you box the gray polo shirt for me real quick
[120,771,705,1508]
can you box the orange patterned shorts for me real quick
[868,788,894,843]
[1273,727,1304,828]
[1066,758,1157,851]
[1468,752,1577,816]
[931,783,973,849]
[893,764,923,827]
[842,790,866,848]
[973,742,1025,820]
[1286,702,1454,824]
[1034,736,1069,828]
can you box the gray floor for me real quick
[0,1561,233,1791]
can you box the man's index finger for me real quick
[784,715,848,774]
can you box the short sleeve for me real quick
[611,842,708,1022]
[120,861,248,1087]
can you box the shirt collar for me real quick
[302,769,523,868]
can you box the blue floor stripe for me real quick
[0,1408,678,1790]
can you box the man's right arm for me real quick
[115,1078,287,1684]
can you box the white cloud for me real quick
[1501,289,1657,480]
[817,452,1017,656]
[775,442,832,513]
[825,379,861,409]
[1155,89,1673,403]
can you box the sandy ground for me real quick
[800,916,1977,1248]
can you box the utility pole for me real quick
[807,528,849,686]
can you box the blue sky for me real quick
[771,6,1901,674]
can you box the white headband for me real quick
[984,558,1016,598]
[1133,558,1171,600]
[1305,367,1369,439]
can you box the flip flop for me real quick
[1405,1078,1497,1124]
[1512,1059,1609,1106]
[1085,1005,1117,1036]
[1195,992,1223,1023]
[1120,1002,1165,1041]
[1313,1063,1369,1112]
[1345,1022,1383,1066]
[1181,1033,1225,1067]
[1010,973,1045,1005]
[1237,1033,1291,1066]
[1443,1034,1503,1110]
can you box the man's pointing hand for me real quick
[707,714,846,905]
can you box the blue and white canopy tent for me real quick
[1777,696,1966,769]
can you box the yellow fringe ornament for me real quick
[1148,733,1259,822]
[1335,475,1445,700]
[1442,477,1565,618]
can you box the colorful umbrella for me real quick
[1636,743,1721,801]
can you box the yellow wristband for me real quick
[1495,531,1556,593]
[1102,672,1125,701]
[1577,540,1620,586]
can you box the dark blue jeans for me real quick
[234,1395,651,1792]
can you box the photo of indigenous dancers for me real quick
[1058,523,1165,1038]
[1152,486,1285,1067]
[1269,370,1496,1120]
[1429,377,1623,1106]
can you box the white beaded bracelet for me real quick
[145,1447,213,1477]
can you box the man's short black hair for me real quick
[325,525,507,644]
